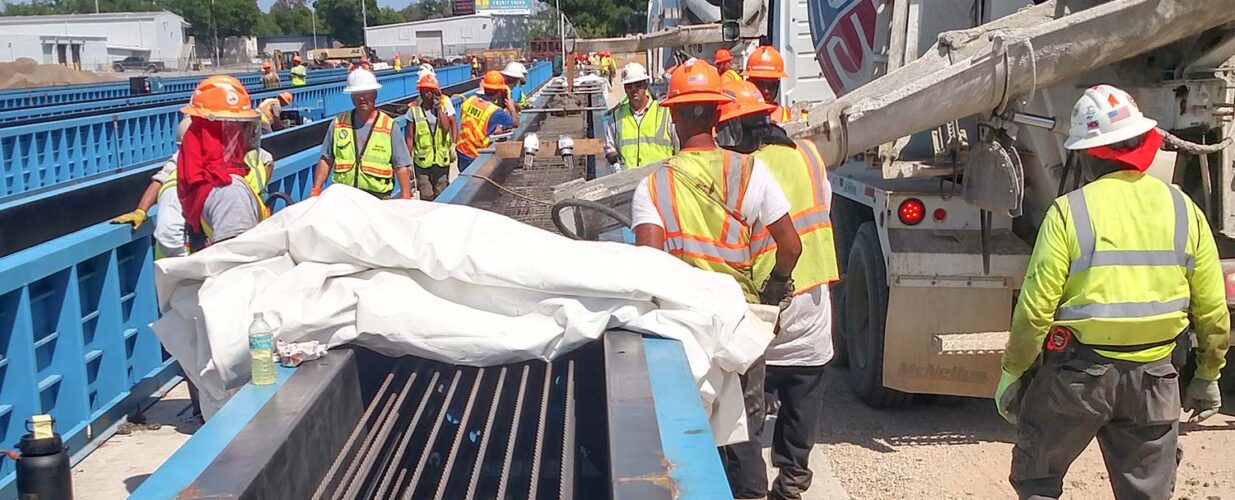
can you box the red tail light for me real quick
[898,198,925,225]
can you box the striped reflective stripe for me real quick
[650,166,681,234]
[721,152,746,245]
[664,237,751,263]
[1056,297,1190,320]
[750,208,832,255]
[1067,186,1193,274]
[615,102,674,148]
[795,140,828,205]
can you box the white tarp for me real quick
[152,185,773,445]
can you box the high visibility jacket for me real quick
[408,99,455,168]
[613,98,674,169]
[290,65,307,86]
[393,60,402,72]
[457,95,499,158]
[771,105,791,124]
[199,150,272,241]
[331,111,396,195]
[750,140,839,293]
[721,69,742,82]
[1004,170,1230,381]
[646,148,759,302]
[258,98,281,125]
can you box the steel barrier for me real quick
[0,62,548,497]
[0,66,471,200]
[0,68,356,124]
[0,68,351,110]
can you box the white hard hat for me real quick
[344,69,382,94]
[176,116,192,144]
[420,63,435,76]
[501,61,527,81]
[620,62,650,85]
[1064,84,1157,150]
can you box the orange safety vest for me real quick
[646,149,759,301]
[457,95,499,158]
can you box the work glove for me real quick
[995,368,1022,425]
[758,272,794,310]
[111,209,148,230]
[1183,377,1222,423]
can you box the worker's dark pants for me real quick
[415,165,450,201]
[764,365,827,500]
[720,357,768,498]
[1010,348,1179,500]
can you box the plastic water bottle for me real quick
[249,312,277,386]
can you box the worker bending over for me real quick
[997,85,1229,499]
[715,79,837,500]
[260,61,281,89]
[456,70,518,171]
[406,73,456,201]
[745,46,791,124]
[630,59,801,500]
[312,69,415,199]
[289,55,307,86]
[177,75,274,250]
[112,116,194,258]
[501,61,529,109]
[257,91,294,135]
[604,62,676,170]
[716,48,742,82]
[393,53,402,72]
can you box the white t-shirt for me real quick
[631,156,791,229]
[632,154,833,366]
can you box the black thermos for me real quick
[15,415,73,499]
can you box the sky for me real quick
[256,0,417,10]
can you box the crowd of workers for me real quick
[107,39,1230,500]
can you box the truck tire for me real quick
[147,64,158,73]
[844,222,911,408]
[113,63,124,73]
[830,285,849,367]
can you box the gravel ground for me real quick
[817,367,1235,499]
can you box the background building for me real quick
[364,14,530,60]
[0,11,189,71]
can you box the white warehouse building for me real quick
[365,14,530,60]
[0,11,189,71]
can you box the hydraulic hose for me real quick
[550,198,633,241]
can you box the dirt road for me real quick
[816,367,1235,499]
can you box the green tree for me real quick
[269,0,317,35]
[374,6,402,25]
[558,0,643,36]
[2,0,161,15]
[164,0,261,53]
[254,14,283,36]
[314,0,388,46]
[399,0,449,23]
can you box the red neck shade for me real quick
[1085,128,1163,173]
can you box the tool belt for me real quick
[1042,325,1186,363]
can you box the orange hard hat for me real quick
[417,73,441,91]
[715,48,733,65]
[278,91,293,105]
[717,79,776,123]
[659,59,732,107]
[181,77,259,120]
[292,54,302,62]
[394,53,401,59]
[196,74,243,90]
[480,70,508,92]
[745,45,787,79]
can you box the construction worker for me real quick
[312,69,414,199]
[996,84,1229,499]
[604,62,676,170]
[715,79,838,500]
[715,48,741,82]
[405,73,456,201]
[392,52,402,72]
[257,91,294,135]
[501,61,529,109]
[112,116,194,258]
[600,51,616,80]
[289,55,307,86]
[745,45,791,124]
[260,61,281,89]
[629,59,802,500]
[456,70,518,171]
[176,75,274,249]
[470,55,483,77]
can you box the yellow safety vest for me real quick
[290,65,307,86]
[721,69,742,82]
[409,99,454,168]
[199,151,272,241]
[332,111,396,195]
[258,98,280,126]
[646,148,759,302]
[749,140,839,293]
[613,98,674,169]
[1053,171,1200,361]
[771,105,791,124]
[457,95,499,158]
[393,59,402,72]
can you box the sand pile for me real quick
[0,58,120,90]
